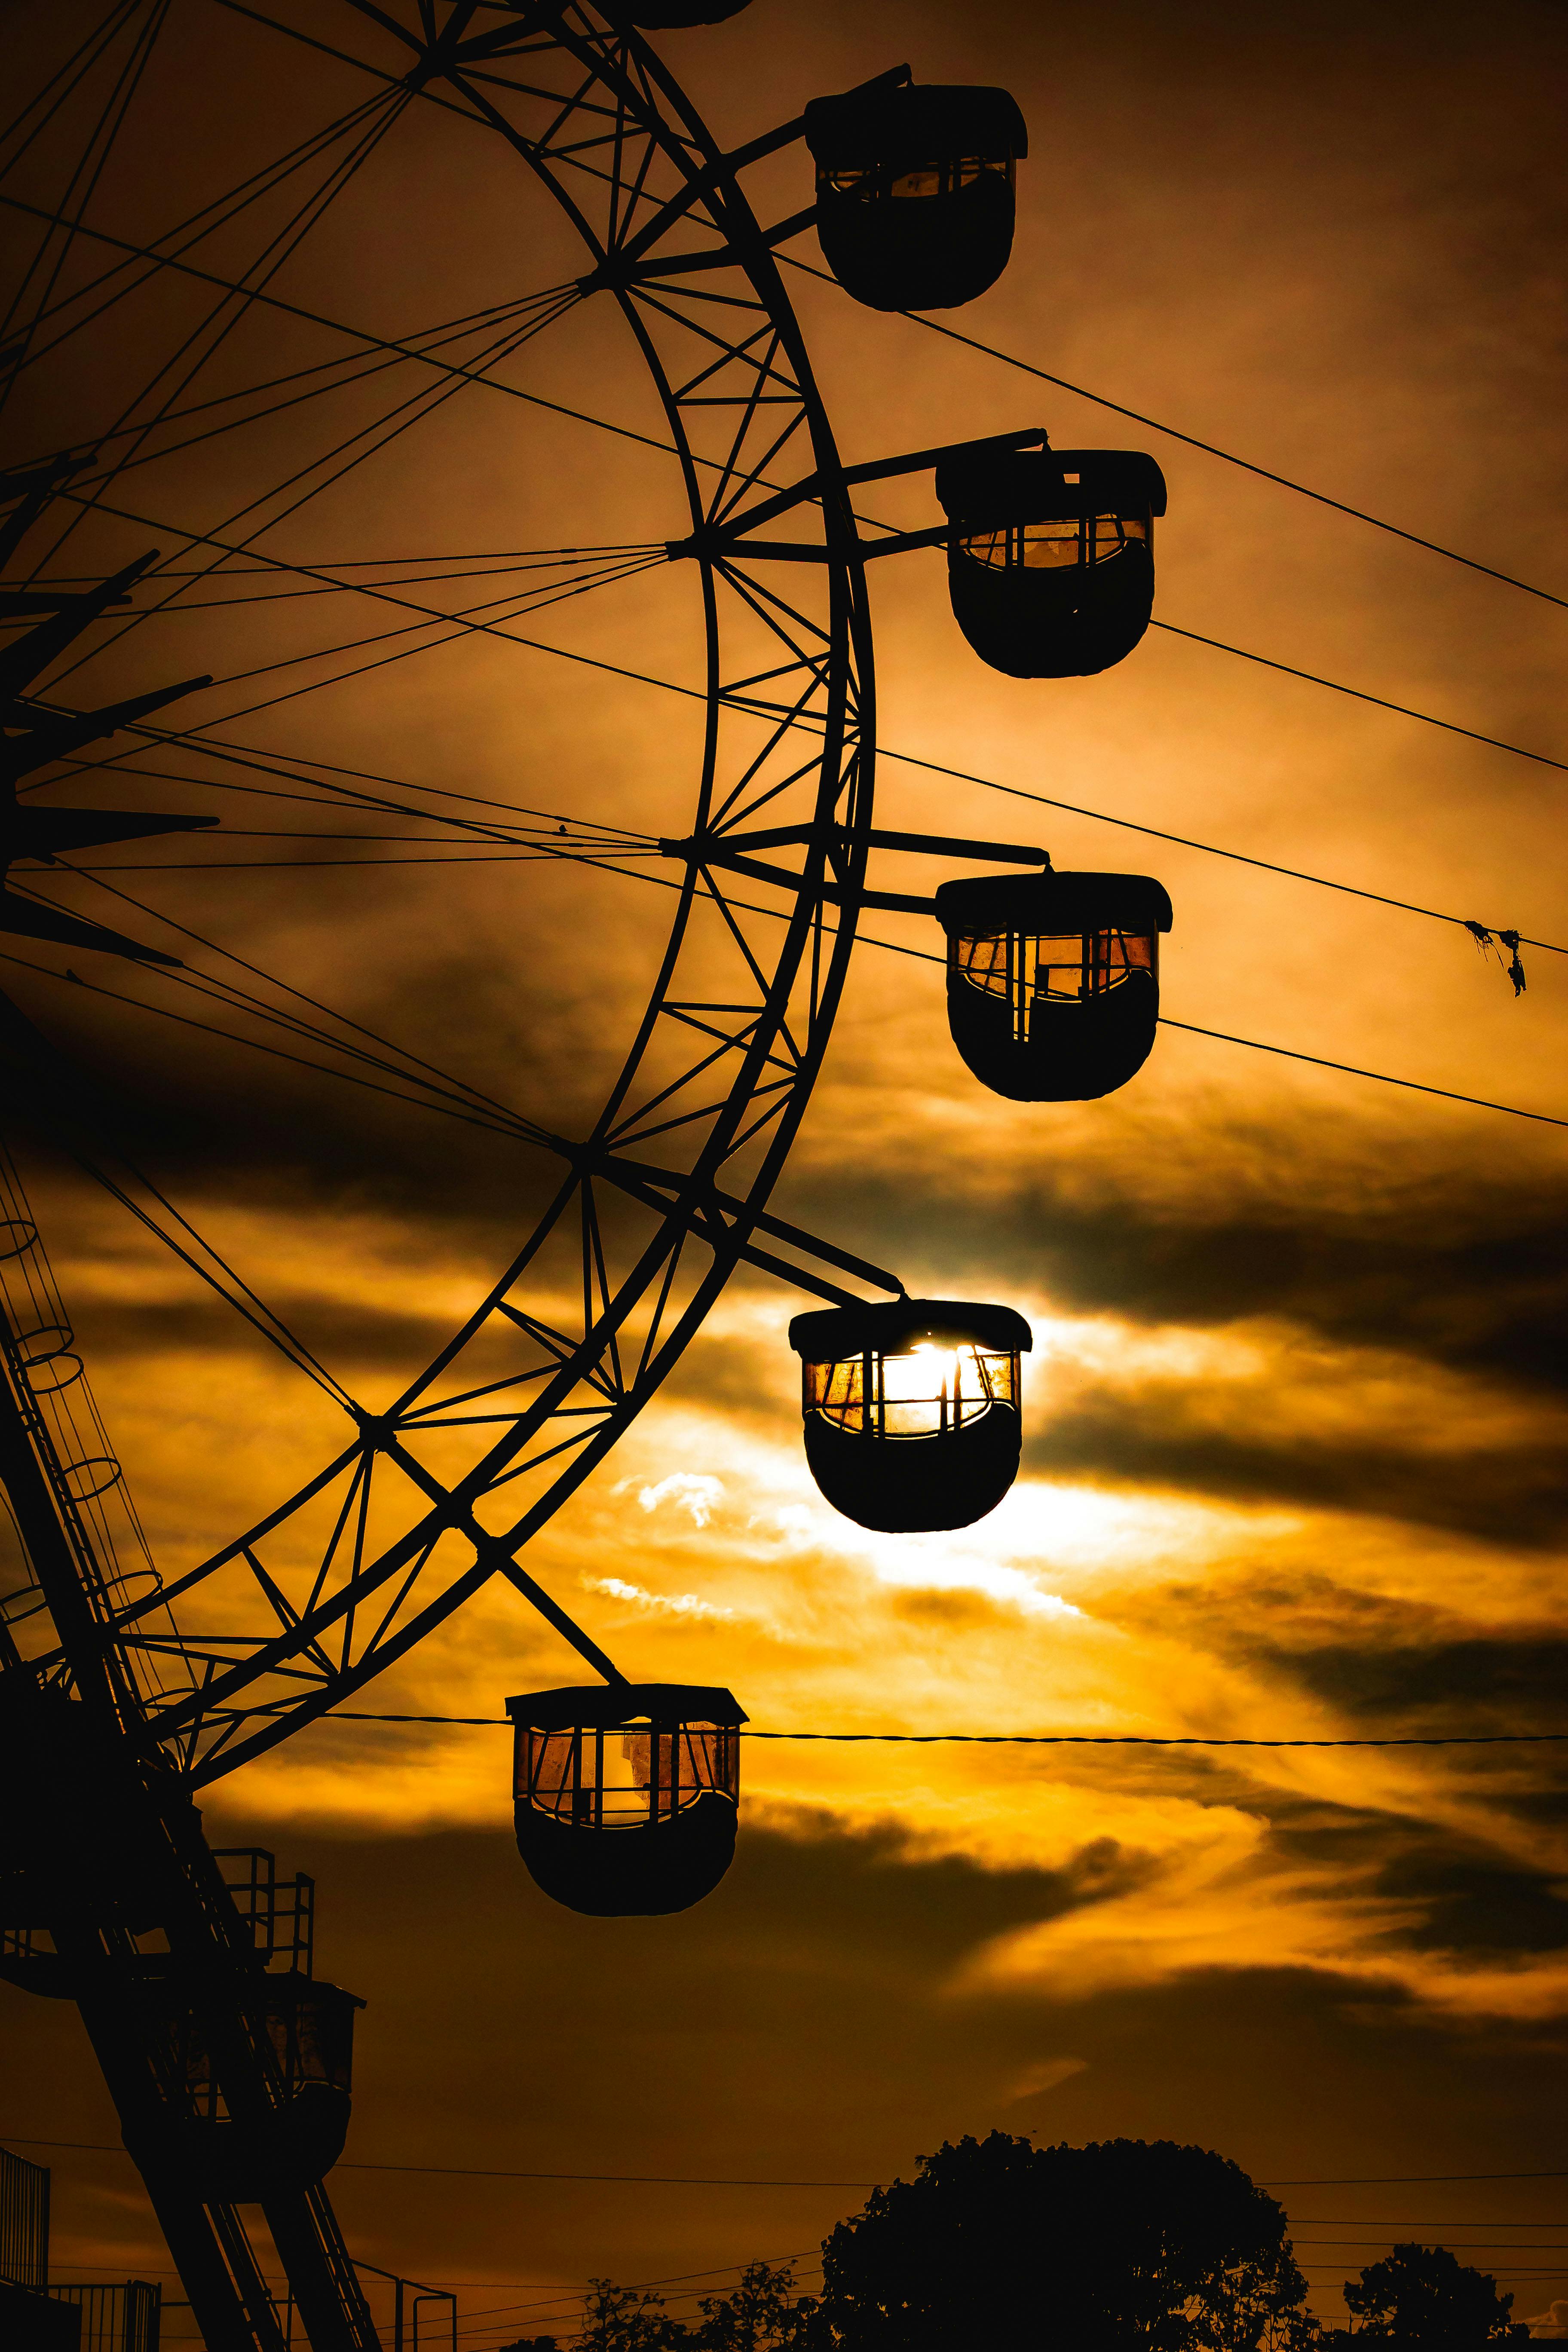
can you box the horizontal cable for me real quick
[1265,2171,1568,2186]
[0,2135,885,2189]
[309,1715,1568,1746]
[873,748,1567,961]
[1158,1014,1568,1130]
[1291,2238,1568,2249]
[1153,617,1568,790]
[778,254,1568,615]
[12,2132,1568,2198]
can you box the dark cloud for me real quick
[6,0,1568,2329]
[1023,1399,1568,1547]
[778,1161,1568,1401]
[1255,1633,1568,1730]
[12,1810,1568,2320]
[1376,1852,1568,1958]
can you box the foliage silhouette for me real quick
[558,2263,813,2352]
[581,2278,688,2352]
[695,2260,816,2351]
[1334,2242,1525,2346]
[811,2132,1314,2351]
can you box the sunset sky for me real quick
[3,0,1567,2342]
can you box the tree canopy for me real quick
[533,2146,1534,2352]
[812,2131,1314,2351]
[533,2263,813,2352]
[1338,2242,1525,2346]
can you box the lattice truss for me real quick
[0,1,890,1780]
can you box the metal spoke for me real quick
[3,0,885,1837]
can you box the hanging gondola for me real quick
[789,1298,1032,1534]
[803,74,1029,312]
[935,869,1173,1101]
[506,1684,746,1917]
[161,2002,359,2202]
[935,442,1167,677]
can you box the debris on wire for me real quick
[1464,921,1527,995]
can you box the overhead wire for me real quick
[300,1716,1568,1746]
[778,253,1568,616]
[15,783,1568,1137]
[57,612,1568,966]
[1152,616,1568,787]
[27,842,1568,1137]
[1265,2170,1568,2186]
[13,2132,1568,2199]
[30,436,1565,959]
[12,196,1568,822]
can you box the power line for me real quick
[1152,618,1568,786]
[1157,1014,1568,1131]
[0,2136,883,2189]
[779,255,1568,617]
[1292,2240,1568,2250]
[18,2130,1568,2217]
[310,1716,1568,1747]
[875,750,1565,961]
[1265,2171,1568,2187]
[21,844,1567,1142]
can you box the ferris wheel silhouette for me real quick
[0,9,1172,2345]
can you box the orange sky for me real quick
[2,0,1567,2342]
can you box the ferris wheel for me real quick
[0,7,1173,2347]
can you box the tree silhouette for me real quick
[696,2260,815,2351]
[813,2132,1315,2351]
[1338,2243,1525,2345]
[580,2278,684,2352]
[564,2263,816,2352]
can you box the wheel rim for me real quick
[0,3,877,1780]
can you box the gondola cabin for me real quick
[162,1975,362,2199]
[936,444,1167,677]
[507,1683,745,1917]
[789,1298,1032,1533]
[803,79,1028,312]
[935,870,1173,1101]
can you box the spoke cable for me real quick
[0,0,171,421]
[15,794,1565,1138]
[31,86,418,630]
